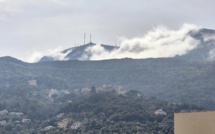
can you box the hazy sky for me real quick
[0,0,215,62]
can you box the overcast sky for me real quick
[0,0,215,62]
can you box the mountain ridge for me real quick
[39,42,118,62]
[0,56,25,64]
[39,28,215,62]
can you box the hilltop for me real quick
[39,28,215,62]
[39,42,117,62]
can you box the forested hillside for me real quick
[0,56,213,133]
[1,57,215,109]
[46,90,202,134]
[0,86,203,133]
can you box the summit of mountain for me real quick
[39,42,117,62]
[39,28,215,62]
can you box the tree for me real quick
[91,86,96,94]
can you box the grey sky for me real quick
[0,0,215,62]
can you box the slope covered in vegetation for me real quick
[42,90,203,134]
[1,57,215,109]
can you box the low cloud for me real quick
[203,35,215,42]
[26,47,71,63]
[27,52,43,63]
[85,24,200,60]
[209,48,215,60]
[26,24,202,62]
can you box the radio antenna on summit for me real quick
[90,33,92,43]
[84,33,86,45]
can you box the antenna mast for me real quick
[90,33,92,43]
[84,33,86,44]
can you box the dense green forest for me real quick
[52,90,202,134]
[1,57,215,109]
[0,56,213,133]
[0,87,203,133]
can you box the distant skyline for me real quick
[0,0,215,62]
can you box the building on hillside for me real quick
[174,111,215,134]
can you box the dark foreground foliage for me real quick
[48,90,202,134]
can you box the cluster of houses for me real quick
[0,109,31,129]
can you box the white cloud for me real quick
[0,0,25,14]
[1,0,214,61]
[27,51,44,63]
[209,48,215,60]
[85,24,200,60]
[49,47,72,61]
[0,0,69,20]
[42,0,69,5]
[26,47,72,63]
[203,35,215,42]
